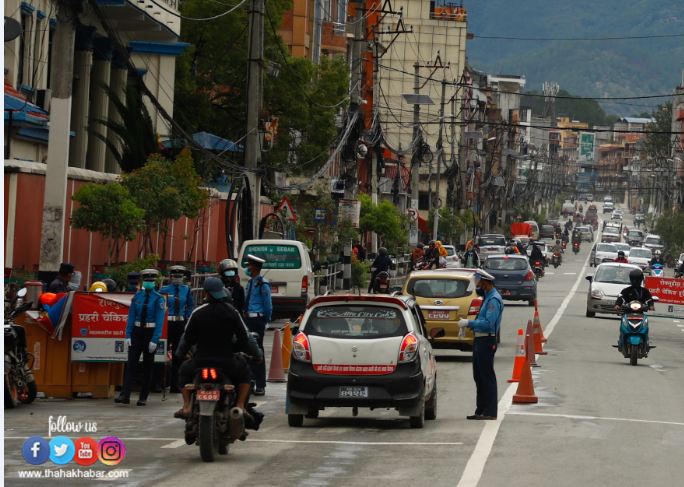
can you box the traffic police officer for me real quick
[160,265,194,393]
[116,268,166,406]
[243,255,272,396]
[458,269,503,420]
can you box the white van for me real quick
[238,239,314,320]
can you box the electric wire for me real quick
[147,0,249,21]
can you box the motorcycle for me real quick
[551,252,562,269]
[613,299,657,366]
[650,263,664,277]
[183,365,249,462]
[373,270,391,294]
[572,241,580,254]
[561,240,567,251]
[5,289,37,408]
[532,260,545,279]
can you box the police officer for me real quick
[115,268,166,406]
[458,270,503,420]
[243,255,272,396]
[160,265,194,393]
[219,259,245,313]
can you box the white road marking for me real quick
[563,272,577,275]
[456,246,592,487]
[673,320,681,323]
[160,439,186,449]
[249,439,464,446]
[506,411,684,427]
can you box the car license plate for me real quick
[502,290,512,296]
[196,390,220,401]
[338,386,368,399]
[428,310,450,320]
[270,285,279,294]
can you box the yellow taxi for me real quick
[402,269,483,351]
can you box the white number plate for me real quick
[338,386,368,399]
[196,390,220,401]
[427,310,450,320]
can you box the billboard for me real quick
[429,1,467,21]
[645,276,684,318]
[579,132,595,161]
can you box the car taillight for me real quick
[524,270,535,281]
[293,332,311,362]
[468,297,483,315]
[301,275,309,295]
[398,333,418,363]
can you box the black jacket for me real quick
[48,277,68,293]
[371,254,392,273]
[615,286,654,308]
[227,283,245,313]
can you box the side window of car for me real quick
[410,306,426,336]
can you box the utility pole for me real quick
[38,0,78,279]
[432,78,447,240]
[311,0,322,64]
[411,62,421,211]
[245,0,264,240]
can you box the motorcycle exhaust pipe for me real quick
[228,407,245,441]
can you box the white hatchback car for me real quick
[286,294,438,428]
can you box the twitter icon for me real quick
[49,436,75,465]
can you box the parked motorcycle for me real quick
[650,263,664,277]
[572,241,580,254]
[613,299,657,366]
[532,260,545,279]
[4,289,37,408]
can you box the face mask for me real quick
[223,270,237,278]
[476,287,485,297]
[244,267,252,277]
[142,281,155,291]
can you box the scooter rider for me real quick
[650,250,665,267]
[219,259,245,313]
[529,242,544,265]
[424,240,440,270]
[551,240,563,265]
[160,265,194,393]
[174,277,262,419]
[615,251,628,264]
[614,269,654,349]
[368,247,392,292]
[116,268,166,406]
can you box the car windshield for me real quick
[597,244,617,252]
[306,305,408,339]
[628,231,642,238]
[444,246,456,256]
[484,258,529,271]
[630,249,651,259]
[644,237,662,245]
[241,244,302,269]
[595,267,632,284]
[407,278,470,299]
[604,227,619,235]
[480,236,506,246]
[614,244,630,251]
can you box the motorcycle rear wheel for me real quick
[19,380,37,404]
[199,415,218,462]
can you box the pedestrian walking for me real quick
[115,268,166,406]
[243,255,272,396]
[160,265,194,393]
[458,269,503,420]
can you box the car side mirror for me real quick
[429,327,445,340]
[585,276,593,282]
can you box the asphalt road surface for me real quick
[5,206,684,486]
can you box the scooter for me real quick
[613,299,657,366]
[551,252,562,268]
[373,271,391,294]
[650,263,664,277]
[572,241,580,254]
[532,260,545,279]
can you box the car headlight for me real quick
[590,288,604,299]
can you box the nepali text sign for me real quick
[579,132,595,161]
[645,277,684,319]
[338,199,360,228]
[71,293,168,363]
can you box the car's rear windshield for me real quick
[595,267,631,284]
[628,231,642,237]
[484,257,528,271]
[305,305,407,339]
[630,249,651,258]
[597,244,617,252]
[644,237,662,245]
[480,236,506,246]
[604,227,619,234]
[242,244,302,269]
[407,278,470,299]
[542,225,554,232]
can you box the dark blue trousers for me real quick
[245,316,267,388]
[472,336,498,417]
[122,327,155,401]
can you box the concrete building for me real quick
[671,70,684,210]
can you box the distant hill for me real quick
[465,0,684,116]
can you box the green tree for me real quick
[654,211,684,257]
[644,103,673,159]
[428,208,464,244]
[123,151,208,258]
[71,183,144,264]
[359,194,408,252]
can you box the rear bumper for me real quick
[286,360,426,411]
[272,296,308,319]
[497,283,536,301]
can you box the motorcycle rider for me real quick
[219,259,245,313]
[649,250,665,268]
[551,239,563,265]
[424,240,440,270]
[369,247,392,292]
[174,277,262,419]
[529,242,544,266]
[564,218,573,233]
[160,265,194,393]
[410,243,425,268]
[615,251,628,264]
[614,269,654,349]
[116,268,166,406]
[461,240,481,268]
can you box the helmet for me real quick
[556,240,561,245]
[416,243,424,249]
[505,246,515,255]
[428,240,435,246]
[89,281,107,293]
[618,251,625,258]
[654,250,661,257]
[379,247,388,256]
[629,269,643,287]
[102,278,118,292]
[218,258,239,285]
[169,265,187,284]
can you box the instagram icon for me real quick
[98,436,126,466]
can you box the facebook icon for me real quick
[22,436,50,465]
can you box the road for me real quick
[5,206,684,486]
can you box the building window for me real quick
[17,13,32,87]
[32,16,45,88]
[419,192,430,211]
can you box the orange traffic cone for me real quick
[525,320,539,368]
[281,322,293,373]
[267,328,286,382]
[507,328,526,383]
[534,302,548,343]
[512,356,538,404]
[532,313,547,356]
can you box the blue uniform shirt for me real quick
[245,275,272,321]
[468,287,503,334]
[126,289,166,343]
[160,283,194,320]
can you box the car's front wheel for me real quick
[288,414,304,427]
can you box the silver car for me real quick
[586,263,641,317]
[643,234,664,253]
[628,247,652,271]
[590,243,618,267]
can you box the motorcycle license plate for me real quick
[270,285,279,294]
[428,311,450,320]
[339,386,368,399]
[196,390,220,401]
